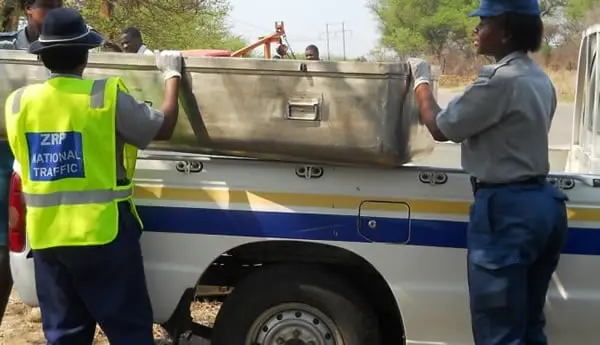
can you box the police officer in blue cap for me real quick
[408,1,569,344]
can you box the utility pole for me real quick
[325,23,331,60]
[341,22,347,60]
[319,22,352,60]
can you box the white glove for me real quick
[407,58,431,90]
[155,50,183,81]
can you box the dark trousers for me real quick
[0,245,12,325]
[468,180,569,345]
[32,202,155,345]
[0,166,13,326]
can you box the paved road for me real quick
[438,89,575,146]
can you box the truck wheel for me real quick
[211,264,381,345]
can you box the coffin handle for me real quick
[286,97,321,121]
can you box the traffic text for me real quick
[26,132,85,181]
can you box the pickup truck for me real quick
[5,24,600,345]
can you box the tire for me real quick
[211,264,382,345]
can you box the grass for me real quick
[0,290,220,345]
[547,69,577,103]
[439,68,577,103]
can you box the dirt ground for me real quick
[0,290,221,345]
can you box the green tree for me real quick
[370,0,477,71]
[539,0,568,16]
[66,0,246,51]
[564,0,600,30]
[537,0,599,44]
[1,0,19,31]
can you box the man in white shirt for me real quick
[120,26,153,55]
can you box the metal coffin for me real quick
[0,51,436,166]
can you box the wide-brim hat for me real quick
[29,7,104,54]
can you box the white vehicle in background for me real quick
[5,25,600,345]
[567,25,600,174]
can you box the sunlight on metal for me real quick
[552,272,570,300]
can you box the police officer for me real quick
[4,7,183,345]
[0,0,63,326]
[408,0,568,344]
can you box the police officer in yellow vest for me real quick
[4,8,183,345]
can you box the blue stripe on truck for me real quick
[137,205,600,256]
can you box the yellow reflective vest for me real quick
[4,76,142,250]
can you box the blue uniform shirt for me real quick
[436,52,556,183]
[0,29,28,50]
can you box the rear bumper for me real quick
[10,249,38,306]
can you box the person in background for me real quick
[305,44,320,60]
[0,0,101,53]
[0,0,62,50]
[0,0,63,326]
[120,26,153,56]
[4,7,183,344]
[408,0,568,344]
[273,44,288,59]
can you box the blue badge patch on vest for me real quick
[25,132,85,181]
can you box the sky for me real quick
[227,0,381,59]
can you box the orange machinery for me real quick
[182,49,233,58]
[231,21,287,58]
[182,21,289,59]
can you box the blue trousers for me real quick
[32,202,155,345]
[468,180,568,345]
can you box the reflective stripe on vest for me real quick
[4,77,141,250]
[11,78,108,113]
[23,188,133,207]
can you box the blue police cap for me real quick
[29,7,103,54]
[469,0,541,17]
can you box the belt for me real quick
[470,176,546,193]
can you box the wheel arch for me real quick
[198,240,406,345]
